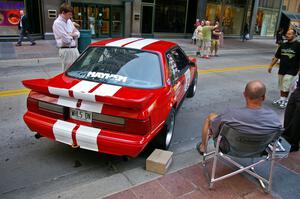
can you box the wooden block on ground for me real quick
[146,149,173,175]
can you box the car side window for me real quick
[166,51,179,84]
[171,48,189,72]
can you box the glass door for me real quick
[141,5,153,34]
[111,6,123,36]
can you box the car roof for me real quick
[90,38,177,54]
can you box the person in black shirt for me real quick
[268,29,300,109]
[283,74,300,152]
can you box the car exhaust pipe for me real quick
[34,133,43,139]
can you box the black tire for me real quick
[155,108,175,150]
[187,71,198,98]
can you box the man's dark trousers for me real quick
[17,29,35,45]
[283,88,300,151]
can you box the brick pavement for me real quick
[104,151,300,199]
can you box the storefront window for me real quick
[0,0,24,36]
[255,8,278,36]
[154,0,187,33]
[255,0,280,37]
[206,1,245,35]
[72,3,120,37]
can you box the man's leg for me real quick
[25,32,36,45]
[199,113,218,152]
[214,40,219,56]
[283,89,300,151]
[16,30,24,45]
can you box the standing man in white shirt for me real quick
[53,3,80,71]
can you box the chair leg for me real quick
[202,129,211,166]
[209,136,222,189]
[267,144,276,193]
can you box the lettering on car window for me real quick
[86,71,128,83]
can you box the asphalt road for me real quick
[0,47,286,198]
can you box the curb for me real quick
[0,57,60,68]
[0,48,274,68]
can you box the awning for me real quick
[282,11,300,21]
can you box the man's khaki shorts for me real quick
[278,74,297,92]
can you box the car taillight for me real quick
[92,112,150,135]
[125,118,151,135]
[38,101,64,114]
[93,113,125,125]
[27,97,66,119]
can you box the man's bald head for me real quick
[244,80,266,100]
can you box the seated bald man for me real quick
[197,80,282,155]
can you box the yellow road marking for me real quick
[0,65,269,97]
[0,88,30,97]
[198,65,268,74]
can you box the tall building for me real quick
[0,0,299,40]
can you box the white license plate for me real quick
[70,109,92,122]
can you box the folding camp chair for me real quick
[202,123,283,193]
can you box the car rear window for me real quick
[66,46,163,89]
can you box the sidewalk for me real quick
[0,38,277,67]
[104,151,300,199]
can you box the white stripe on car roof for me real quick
[106,38,142,47]
[124,39,159,49]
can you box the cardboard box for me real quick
[146,149,173,175]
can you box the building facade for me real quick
[0,0,298,40]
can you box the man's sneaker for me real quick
[272,99,282,105]
[279,100,288,109]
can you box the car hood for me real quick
[22,74,165,110]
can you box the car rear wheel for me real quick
[155,108,175,150]
[187,71,198,98]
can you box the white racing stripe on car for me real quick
[76,125,101,151]
[57,96,78,108]
[70,80,99,101]
[48,87,69,97]
[124,39,159,49]
[106,38,141,47]
[184,68,191,91]
[53,120,77,145]
[92,84,121,97]
[80,100,103,113]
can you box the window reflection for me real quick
[154,0,187,33]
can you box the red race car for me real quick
[22,38,198,157]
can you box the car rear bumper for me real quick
[24,111,156,157]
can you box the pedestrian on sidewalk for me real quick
[201,20,218,59]
[192,19,201,44]
[242,23,249,42]
[195,20,204,56]
[53,3,80,71]
[196,80,282,155]
[210,21,222,57]
[268,28,300,109]
[16,9,36,46]
[283,74,300,152]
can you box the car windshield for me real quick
[66,46,163,89]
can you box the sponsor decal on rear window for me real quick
[87,72,128,83]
